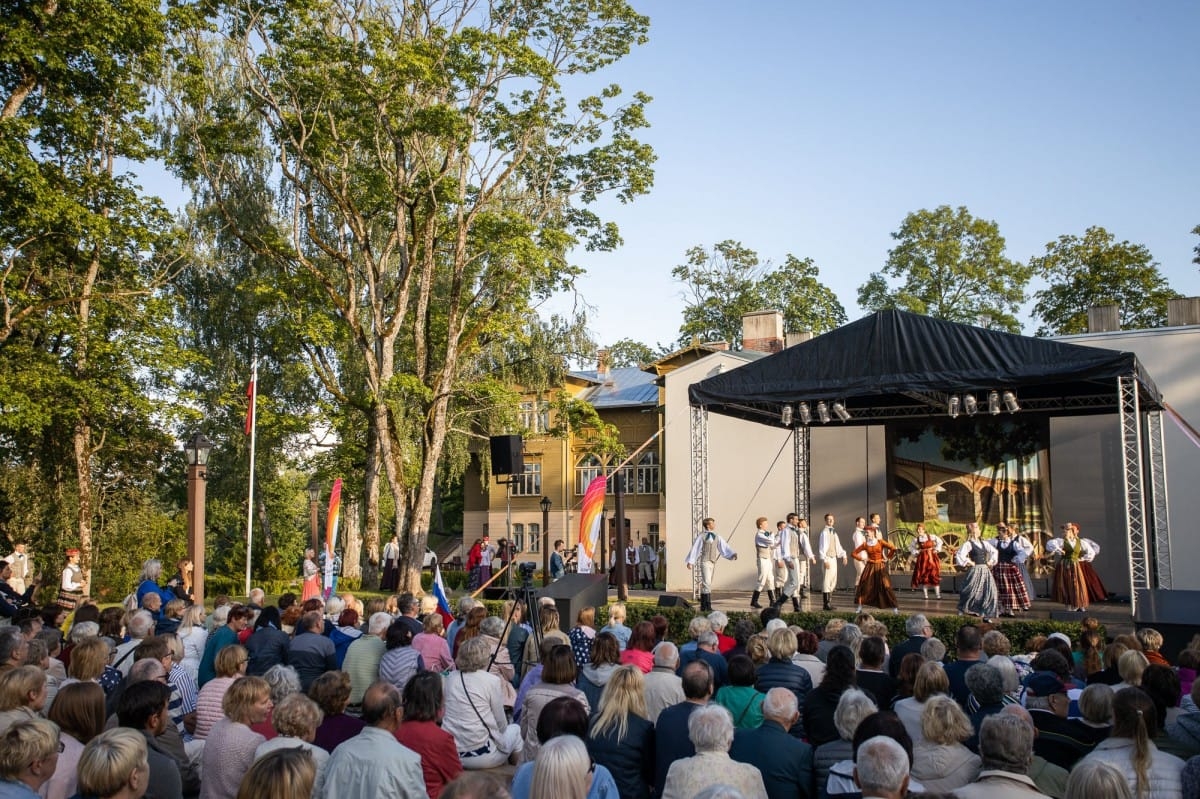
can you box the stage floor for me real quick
[620,585,1136,634]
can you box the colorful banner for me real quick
[323,478,342,593]
[575,475,606,574]
[244,364,257,436]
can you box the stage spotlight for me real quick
[988,390,1001,415]
[797,402,812,425]
[832,402,851,422]
[964,393,978,416]
[1003,391,1020,413]
[816,401,831,424]
[948,396,961,419]
[780,404,793,427]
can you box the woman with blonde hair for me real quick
[238,747,317,799]
[894,660,949,745]
[523,604,568,670]
[412,612,453,673]
[1113,649,1151,693]
[201,675,273,799]
[530,734,592,799]
[0,718,61,795]
[194,644,249,740]
[1080,686,1183,799]
[911,695,982,792]
[587,665,654,799]
[43,681,106,799]
[568,606,596,668]
[75,728,148,799]
[0,666,46,734]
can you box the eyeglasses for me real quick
[56,740,65,753]
[587,759,595,776]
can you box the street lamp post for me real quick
[183,433,213,606]
[306,478,322,554]
[540,496,552,587]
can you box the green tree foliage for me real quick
[673,241,846,348]
[1192,224,1200,267]
[605,338,658,368]
[1030,226,1180,336]
[858,206,1031,333]
[164,0,654,592]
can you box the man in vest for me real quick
[775,514,815,611]
[637,537,658,590]
[685,518,737,613]
[818,514,848,611]
[751,517,779,609]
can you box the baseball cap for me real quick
[1024,671,1066,696]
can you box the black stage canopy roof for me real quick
[689,309,1163,428]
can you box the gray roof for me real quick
[571,367,658,408]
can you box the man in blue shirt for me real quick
[549,539,566,581]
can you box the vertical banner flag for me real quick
[431,565,454,628]
[244,366,257,436]
[576,475,606,574]
[323,478,342,595]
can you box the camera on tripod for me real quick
[518,561,537,586]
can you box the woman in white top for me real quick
[442,636,521,769]
[894,661,950,747]
[1080,686,1184,799]
[176,604,208,681]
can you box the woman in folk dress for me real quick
[853,525,899,613]
[989,523,1032,617]
[1046,523,1097,612]
[908,523,944,600]
[301,548,321,602]
[954,523,999,622]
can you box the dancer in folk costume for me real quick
[817,514,848,611]
[955,523,999,621]
[301,547,322,601]
[988,523,1032,616]
[1010,524,1037,599]
[774,514,815,611]
[685,518,738,613]
[908,523,944,600]
[1046,522,1098,612]
[853,525,899,613]
[850,517,869,588]
[1077,526,1108,604]
[58,548,85,610]
[750,517,779,609]
[380,535,400,592]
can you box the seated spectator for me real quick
[1177,649,1200,710]
[253,664,300,739]
[441,771,513,799]
[1137,628,1170,667]
[653,661,714,797]
[410,613,453,674]
[478,616,517,705]
[679,631,729,689]
[642,642,684,724]
[815,688,876,799]
[311,682,423,797]
[816,619,846,662]
[577,632,620,710]
[157,599,185,636]
[1142,664,1197,760]
[43,681,106,799]
[853,735,910,799]
[114,679,184,799]
[1065,758,1132,799]
[253,692,329,781]
[965,663,1007,746]
[194,643,248,740]
[895,660,947,747]
[804,645,859,747]
[378,620,425,696]
[1088,640,1129,687]
[1169,678,1200,752]
[619,621,656,674]
[520,644,589,761]
[715,655,765,730]
[793,630,826,687]
[723,618,756,663]
[911,695,981,793]
[920,636,947,665]
[200,675,272,799]
[509,696,618,799]
[0,666,46,735]
[729,687,814,799]
[587,665,654,799]
[452,606,486,660]
[1079,686,1184,799]
[661,704,767,799]
[953,712,1050,799]
[330,609,363,668]
[245,607,290,677]
[680,616,713,658]
[396,671,462,799]
[1024,670,1099,770]
[237,747,317,799]
[567,607,596,669]
[522,604,567,672]
[709,611,735,654]
[343,612,390,712]
[0,717,61,796]
[855,636,897,710]
[309,670,364,753]
[76,727,148,799]
[530,735,598,799]
[442,636,521,770]
[1074,683,1114,741]
[598,603,631,651]
[1112,649,1150,693]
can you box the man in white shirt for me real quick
[817,514,848,611]
[686,518,737,613]
[3,544,33,596]
[751,517,779,609]
[775,514,815,611]
[637,537,658,590]
[851,516,869,587]
[315,682,425,799]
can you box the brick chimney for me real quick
[707,341,730,351]
[741,310,784,353]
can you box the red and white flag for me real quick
[244,362,257,436]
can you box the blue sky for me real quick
[551,1,1200,351]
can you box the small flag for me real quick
[244,364,257,436]
[432,564,453,627]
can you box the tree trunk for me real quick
[73,422,94,593]
[343,497,362,583]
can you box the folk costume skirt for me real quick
[911,547,942,589]
[992,562,1031,612]
[957,564,999,619]
[855,561,898,609]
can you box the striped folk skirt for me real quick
[957,564,1000,619]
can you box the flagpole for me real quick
[245,357,258,597]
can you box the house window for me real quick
[576,454,604,495]
[512,523,525,553]
[528,522,540,553]
[519,401,550,433]
[648,523,660,549]
[511,463,542,497]
[635,451,660,494]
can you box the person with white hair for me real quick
[814,688,878,797]
[728,687,814,799]
[111,611,154,677]
[343,612,391,712]
[854,735,910,799]
[661,704,767,799]
[642,642,684,723]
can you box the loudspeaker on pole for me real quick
[489,435,524,476]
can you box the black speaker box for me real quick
[537,572,608,633]
[657,594,692,609]
[489,434,524,476]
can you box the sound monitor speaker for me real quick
[537,573,608,634]
[657,594,691,609]
[489,435,524,476]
